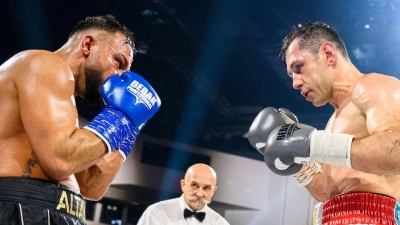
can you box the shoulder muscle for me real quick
[353,73,400,132]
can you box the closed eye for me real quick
[115,54,128,70]
[289,60,303,77]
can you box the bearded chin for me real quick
[83,66,104,105]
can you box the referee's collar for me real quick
[179,194,208,213]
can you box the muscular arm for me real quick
[350,74,400,175]
[351,127,400,175]
[75,150,124,200]
[305,172,328,202]
[16,51,107,180]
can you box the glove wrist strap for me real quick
[84,107,134,153]
[117,127,142,161]
[293,162,322,186]
[310,131,354,168]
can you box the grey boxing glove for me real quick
[264,123,354,176]
[245,107,298,155]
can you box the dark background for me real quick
[1,0,400,162]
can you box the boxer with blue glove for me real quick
[0,15,164,225]
[85,71,161,160]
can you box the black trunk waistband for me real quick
[0,177,86,220]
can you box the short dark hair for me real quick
[280,21,348,61]
[69,15,136,54]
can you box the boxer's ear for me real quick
[322,42,336,66]
[80,35,96,57]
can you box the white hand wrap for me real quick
[310,130,354,168]
[293,163,322,186]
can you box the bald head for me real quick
[184,163,217,184]
[181,163,218,211]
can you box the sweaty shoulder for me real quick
[352,73,400,132]
[1,50,73,82]
[352,73,400,111]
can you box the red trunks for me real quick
[322,192,400,225]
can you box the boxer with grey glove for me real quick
[265,123,354,176]
[247,107,323,185]
[246,107,306,176]
[245,107,298,154]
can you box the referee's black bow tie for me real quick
[184,208,206,222]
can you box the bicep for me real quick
[17,59,78,157]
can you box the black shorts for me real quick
[0,177,86,225]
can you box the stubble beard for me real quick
[83,61,104,105]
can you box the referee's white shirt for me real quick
[137,194,230,225]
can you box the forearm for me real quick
[303,127,400,175]
[33,127,108,181]
[292,163,328,201]
[304,173,329,202]
[351,129,400,175]
[75,150,124,201]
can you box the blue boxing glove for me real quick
[85,71,161,158]
[116,122,146,161]
[101,71,161,126]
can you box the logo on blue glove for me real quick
[127,80,158,109]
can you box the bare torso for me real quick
[0,30,136,201]
[323,96,400,200]
[0,50,80,192]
